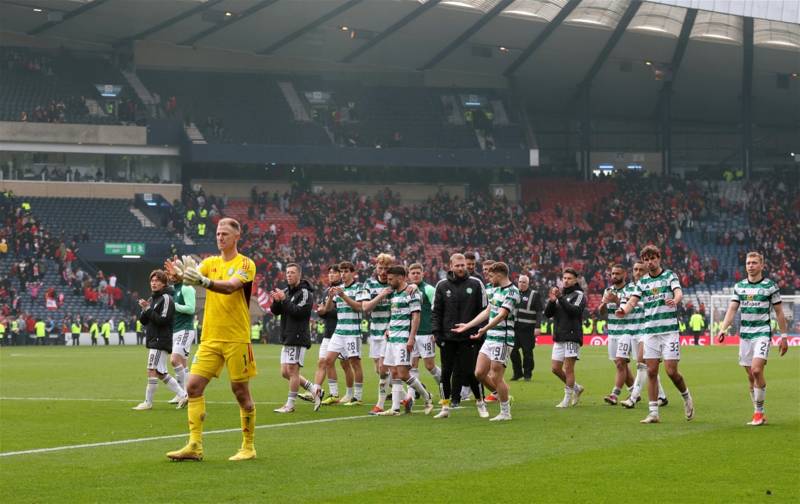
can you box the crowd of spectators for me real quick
[0,191,138,341]
[213,174,799,309]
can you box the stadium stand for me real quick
[0,47,141,125]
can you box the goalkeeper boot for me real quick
[166,441,203,461]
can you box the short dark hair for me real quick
[464,252,477,261]
[640,245,661,259]
[563,267,579,278]
[327,264,340,272]
[338,261,355,272]
[149,269,168,284]
[387,265,407,276]
[286,262,301,272]
[488,262,509,276]
[611,263,625,271]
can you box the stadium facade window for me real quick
[418,0,499,11]
[627,2,686,38]
[690,11,743,45]
[500,0,569,22]
[754,19,800,50]
[565,0,631,29]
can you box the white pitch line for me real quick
[0,396,285,405]
[0,415,371,458]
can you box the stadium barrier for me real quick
[535,335,800,346]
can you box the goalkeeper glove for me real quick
[181,255,211,288]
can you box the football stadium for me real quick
[0,0,799,502]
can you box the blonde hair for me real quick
[217,218,241,233]
[746,251,764,263]
[375,253,395,266]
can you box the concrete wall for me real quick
[0,121,147,146]
[191,179,470,202]
[0,180,182,201]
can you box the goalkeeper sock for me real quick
[240,406,256,449]
[188,396,206,444]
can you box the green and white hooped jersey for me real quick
[361,277,391,339]
[606,283,645,339]
[486,283,521,344]
[334,281,362,338]
[387,288,421,343]
[631,269,681,336]
[731,278,781,340]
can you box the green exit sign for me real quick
[105,243,146,255]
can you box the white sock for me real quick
[632,364,647,399]
[377,375,388,407]
[287,391,297,408]
[649,400,659,416]
[753,387,765,413]
[301,379,312,391]
[657,375,666,399]
[501,400,510,415]
[461,385,470,399]
[328,379,338,397]
[410,367,420,380]
[344,387,354,399]
[391,380,403,411]
[161,375,185,397]
[145,377,158,405]
[406,375,430,401]
[564,386,573,401]
[174,365,185,390]
[611,387,621,397]
[430,366,442,384]
[354,382,363,401]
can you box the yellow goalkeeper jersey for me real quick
[199,253,255,343]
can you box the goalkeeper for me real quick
[165,218,259,462]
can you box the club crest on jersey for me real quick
[446,290,452,297]
[758,289,766,296]
[466,287,473,294]
[227,267,235,276]
[747,295,755,301]
[650,288,659,296]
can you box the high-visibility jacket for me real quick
[689,313,705,331]
[101,322,111,337]
[582,319,593,335]
[197,222,206,236]
[118,321,127,334]
[71,323,81,335]
[596,320,606,334]
[35,321,46,337]
[251,322,262,341]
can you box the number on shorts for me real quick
[492,346,502,360]
[669,342,679,352]
[400,348,408,362]
[287,347,297,360]
[620,343,629,354]
[425,342,433,353]
[759,341,768,354]
[347,341,357,352]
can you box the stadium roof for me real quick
[1,0,798,123]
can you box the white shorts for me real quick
[171,330,195,358]
[281,345,307,367]
[327,335,361,359]
[479,340,513,365]
[739,337,770,367]
[383,341,412,367]
[607,337,619,360]
[412,334,436,359]
[146,349,169,375]
[369,338,387,359]
[610,336,634,360]
[319,338,345,361]
[551,341,580,362]
[643,332,680,361]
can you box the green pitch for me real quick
[1,344,798,503]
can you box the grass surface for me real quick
[1,344,798,503]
